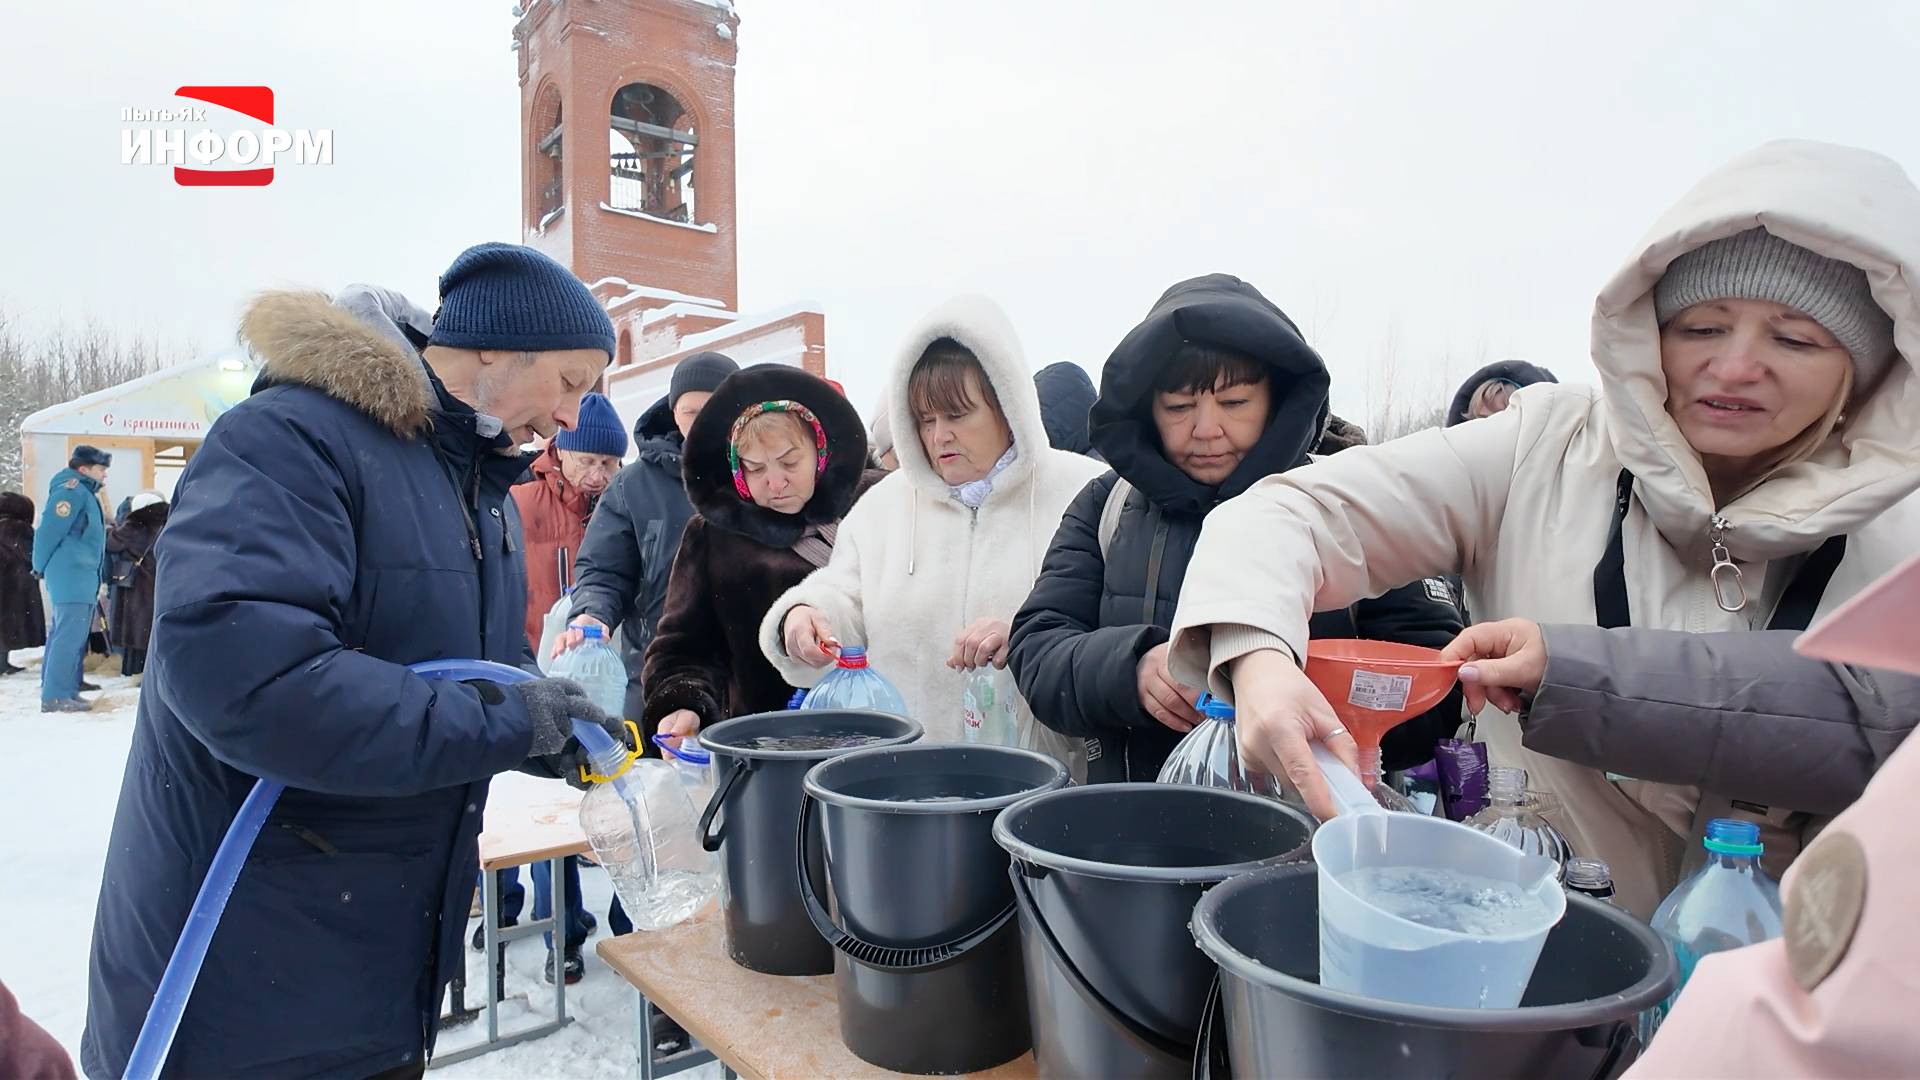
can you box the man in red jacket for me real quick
[501,390,626,983]
[514,392,627,647]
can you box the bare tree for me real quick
[0,309,183,494]
[1360,324,1451,444]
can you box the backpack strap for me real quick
[1096,477,1133,560]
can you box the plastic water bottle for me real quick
[1465,766,1569,878]
[961,666,1019,745]
[551,625,627,719]
[1642,819,1784,1038]
[1562,857,1615,905]
[800,645,910,717]
[575,738,720,932]
[1157,694,1298,805]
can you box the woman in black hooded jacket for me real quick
[1009,274,1466,784]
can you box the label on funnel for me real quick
[1347,669,1413,712]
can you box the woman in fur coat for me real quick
[0,492,46,674]
[642,365,884,739]
[105,491,168,676]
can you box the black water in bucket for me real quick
[992,784,1316,1079]
[801,745,1071,1074]
[1189,863,1678,1080]
[698,709,921,975]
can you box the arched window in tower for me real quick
[534,86,564,222]
[609,82,696,223]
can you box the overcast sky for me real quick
[5,0,1918,425]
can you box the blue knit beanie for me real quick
[554,392,628,457]
[428,242,617,359]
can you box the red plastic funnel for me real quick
[1304,639,1463,788]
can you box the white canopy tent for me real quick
[19,357,256,512]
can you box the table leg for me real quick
[632,987,728,1080]
[483,866,501,1043]
[634,989,653,1080]
[551,855,568,1025]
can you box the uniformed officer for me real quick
[31,444,110,712]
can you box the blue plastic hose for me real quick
[123,658,583,1080]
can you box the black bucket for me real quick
[698,709,922,975]
[992,784,1316,1078]
[1189,863,1678,1080]
[801,744,1072,1074]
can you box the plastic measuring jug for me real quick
[1309,742,1566,1009]
[1304,639,1463,793]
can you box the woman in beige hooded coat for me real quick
[1168,140,1920,917]
[759,297,1105,770]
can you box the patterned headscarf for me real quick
[728,400,830,500]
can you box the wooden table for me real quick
[598,906,1039,1080]
[432,772,592,1069]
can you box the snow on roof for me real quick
[21,356,256,435]
[674,301,823,352]
[597,202,719,234]
[640,301,739,327]
[588,277,728,312]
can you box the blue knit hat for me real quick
[554,392,628,457]
[428,242,617,359]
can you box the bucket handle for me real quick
[1191,976,1231,1080]
[795,792,1017,972]
[698,756,753,853]
[1584,1020,1638,1080]
[1008,863,1195,1064]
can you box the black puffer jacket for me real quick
[570,397,694,719]
[1010,274,1467,783]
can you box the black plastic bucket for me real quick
[801,745,1071,1074]
[992,784,1316,1078]
[1190,863,1678,1080]
[698,709,922,975]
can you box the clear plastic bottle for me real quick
[1563,857,1616,905]
[1642,819,1784,1038]
[576,739,720,932]
[800,645,910,717]
[1156,695,1300,806]
[654,735,715,809]
[550,625,628,719]
[1465,766,1568,877]
[961,666,1019,746]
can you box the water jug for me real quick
[800,645,909,718]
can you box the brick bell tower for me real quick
[515,0,741,321]
[514,0,826,417]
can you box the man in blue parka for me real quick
[81,244,633,1080]
[32,443,110,712]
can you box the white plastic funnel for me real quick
[1309,744,1566,1009]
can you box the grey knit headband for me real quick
[1655,228,1896,393]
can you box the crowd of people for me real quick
[0,137,1912,1078]
[0,448,172,706]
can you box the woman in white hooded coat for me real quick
[759,296,1105,770]
[1168,139,1920,917]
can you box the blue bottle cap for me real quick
[1703,817,1764,857]
[1198,693,1235,722]
[651,734,711,765]
[581,625,603,641]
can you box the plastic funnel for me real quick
[1304,639,1462,789]
[1309,741,1566,1010]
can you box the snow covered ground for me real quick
[0,647,717,1079]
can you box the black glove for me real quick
[510,677,633,790]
